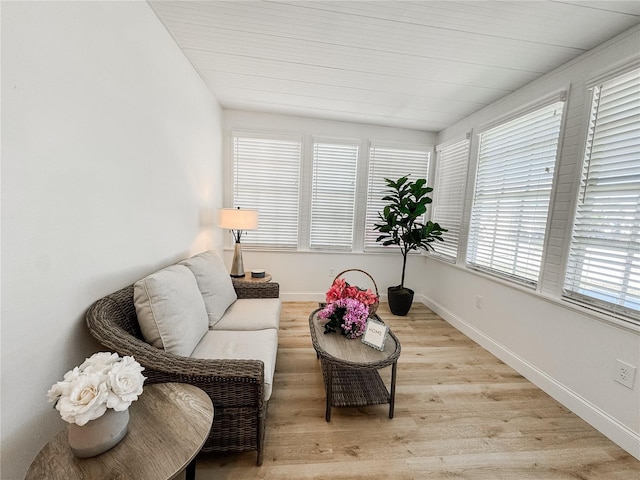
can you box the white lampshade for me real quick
[218,208,258,230]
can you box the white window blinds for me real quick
[432,138,470,262]
[564,67,640,321]
[467,100,565,285]
[310,141,359,250]
[364,144,431,250]
[232,134,302,248]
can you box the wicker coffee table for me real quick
[309,308,401,421]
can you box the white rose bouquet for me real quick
[47,352,146,426]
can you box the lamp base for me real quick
[229,242,245,277]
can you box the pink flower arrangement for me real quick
[319,297,370,338]
[319,278,379,338]
[325,278,378,307]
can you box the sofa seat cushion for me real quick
[180,250,237,328]
[211,298,281,331]
[133,265,208,357]
[191,329,278,401]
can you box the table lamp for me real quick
[218,207,258,277]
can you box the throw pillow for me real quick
[134,264,208,357]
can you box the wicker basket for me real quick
[331,269,380,316]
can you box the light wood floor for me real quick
[188,302,640,480]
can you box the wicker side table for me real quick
[309,308,401,421]
[231,272,272,284]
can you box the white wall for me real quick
[236,249,429,303]
[424,24,640,459]
[1,2,223,478]
[222,110,436,299]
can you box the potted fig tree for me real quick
[374,176,446,316]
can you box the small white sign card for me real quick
[361,317,388,351]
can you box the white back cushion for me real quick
[180,250,237,327]
[134,264,208,357]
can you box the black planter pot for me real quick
[387,286,414,316]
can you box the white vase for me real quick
[68,408,129,458]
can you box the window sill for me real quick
[224,246,401,256]
[427,254,640,335]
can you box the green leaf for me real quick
[373,176,447,266]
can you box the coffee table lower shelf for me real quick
[321,362,394,421]
[309,308,401,422]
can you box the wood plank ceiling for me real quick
[149,1,640,132]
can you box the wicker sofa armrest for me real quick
[85,296,265,405]
[233,281,280,299]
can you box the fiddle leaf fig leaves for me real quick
[373,175,447,288]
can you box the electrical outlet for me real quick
[615,359,637,389]
[475,295,484,310]
[329,268,335,278]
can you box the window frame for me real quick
[363,141,433,252]
[229,131,303,250]
[309,137,361,251]
[227,132,433,253]
[562,65,640,324]
[466,95,567,287]
[431,135,471,263]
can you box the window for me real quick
[232,133,302,248]
[364,144,431,250]
[432,137,470,262]
[564,67,640,321]
[230,133,431,252]
[467,100,565,285]
[310,140,359,250]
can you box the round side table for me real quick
[26,383,213,480]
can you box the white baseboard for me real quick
[419,294,640,461]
